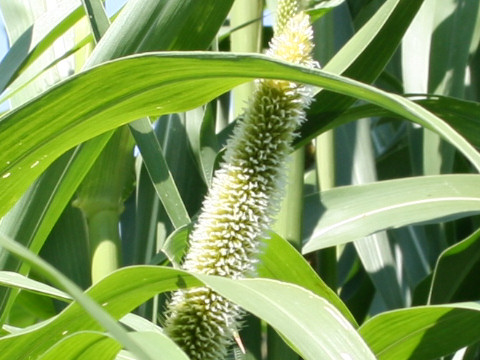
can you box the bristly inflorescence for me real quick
[163,1,316,359]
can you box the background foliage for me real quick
[0,0,479,359]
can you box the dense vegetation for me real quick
[0,0,479,359]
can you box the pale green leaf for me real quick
[258,232,357,326]
[38,331,120,360]
[198,276,376,360]
[0,271,70,302]
[122,332,189,360]
[303,175,480,253]
[129,119,190,229]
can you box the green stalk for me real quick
[269,148,304,360]
[272,148,304,249]
[313,8,337,291]
[74,127,134,283]
[315,130,337,290]
[74,0,133,284]
[316,131,335,190]
[230,0,263,118]
[88,209,121,282]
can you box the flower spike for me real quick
[163,1,316,358]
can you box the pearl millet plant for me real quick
[163,1,316,359]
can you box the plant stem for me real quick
[230,0,263,118]
[316,130,337,290]
[74,127,134,283]
[272,148,305,249]
[88,209,121,282]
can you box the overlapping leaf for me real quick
[360,302,480,359]
[1,52,479,219]
[303,174,480,253]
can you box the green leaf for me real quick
[156,226,358,326]
[429,228,480,304]
[0,271,70,302]
[154,113,207,219]
[1,0,234,278]
[0,245,370,360]
[198,276,376,360]
[185,104,219,188]
[40,205,92,291]
[81,0,109,43]
[360,302,480,359]
[125,162,167,267]
[310,96,480,150]
[428,0,479,97]
[418,96,480,149]
[302,174,480,253]
[160,224,191,267]
[0,1,83,93]
[119,313,163,334]
[7,290,57,328]
[335,119,404,309]
[400,0,434,94]
[0,136,111,321]
[0,0,233,315]
[298,0,425,145]
[38,331,121,360]
[305,0,345,22]
[258,231,357,326]
[122,332,189,360]
[129,119,191,229]
[85,0,234,65]
[1,52,479,219]
[0,232,187,360]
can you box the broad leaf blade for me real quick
[198,276,376,360]
[37,331,121,360]
[258,231,357,326]
[1,53,479,218]
[429,228,480,304]
[303,174,480,253]
[360,302,480,360]
[0,271,70,301]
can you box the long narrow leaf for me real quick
[298,0,424,144]
[37,331,121,360]
[303,174,480,253]
[198,276,376,360]
[360,302,480,359]
[429,228,480,304]
[129,119,190,229]
[1,52,479,219]
[0,233,168,360]
[258,231,357,326]
[0,271,70,302]
[0,1,83,93]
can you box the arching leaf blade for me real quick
[302,174,480,253]
[1,53,478,218]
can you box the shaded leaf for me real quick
[360,302,480,360]
[0,271,70,302]
[429,228,480,304]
